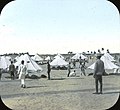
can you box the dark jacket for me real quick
[9,64,15,72]
[93,59,104,76]
[47,63,51,73]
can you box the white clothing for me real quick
[21,79,25,85]
[69,71,76,77]
[18,64,27,79]
[18,64,27,87]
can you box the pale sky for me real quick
[0,0,120,55]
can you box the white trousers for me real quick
[21,79,25,85]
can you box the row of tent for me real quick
[0,54,43,72]
[0,53,87,71]
[31,53,88,62]
[15,54,50,62]
[50,53,88,67]
[0,52,119,73]
[50,53,120,72]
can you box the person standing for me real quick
[79,56,82,68]
[93,54,105,94]
[9,61,15,80]
[72,59,76,68]
[67,62,71,77]
[0,68,2,80]
[47,61,51,80]
[18,60,27,88]
[15,66,19,79]
[80,61,86,76]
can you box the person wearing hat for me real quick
[93,54,105,94]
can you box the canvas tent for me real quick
[6,56,11,60]
[103,53,115,62]
[71,53,87,60]
[88,55,119,70]
[14,54,42,72]
[45,56,51,61]
[14,55,20,62]
[0,56,11,70]
[50,56,68,67]
[31,54,43,62]
[54,53,64,59]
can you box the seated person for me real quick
[69,70,76,77]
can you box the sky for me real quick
[0,0,120,55]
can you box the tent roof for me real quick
[71,53,87,60]
[31,54,43,61]
[54,54,64,59]
[45,56,51,61]
[88,55,119,70]
[50,57,68,66]
[14,54,42,72]
[103,53,115,61]
[0,56,11,69]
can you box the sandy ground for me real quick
[0,63,120,110]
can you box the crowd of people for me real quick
[67,57,87,77]
[47,54,105,94]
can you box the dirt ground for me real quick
[0,63,120,110]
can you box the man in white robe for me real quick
[18,60,27,88]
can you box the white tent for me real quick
[103,53,115,62]
[45,56,51,61]
[80,54,88,59]
[0,56,11,69]
[14,54,42,72]
[6,56,11,60]
[54,53,64,59]
[88,55,119,70]
[71,53,80,60]
[50,56,68,67]
[31,54,43,62]
[14,55,20,62]
[71,53,87,60]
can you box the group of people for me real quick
[67,54,105,94]
[23,54,105,94]
[3,60,28,88]
[1,54,105,93]
[67,58,87,77]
